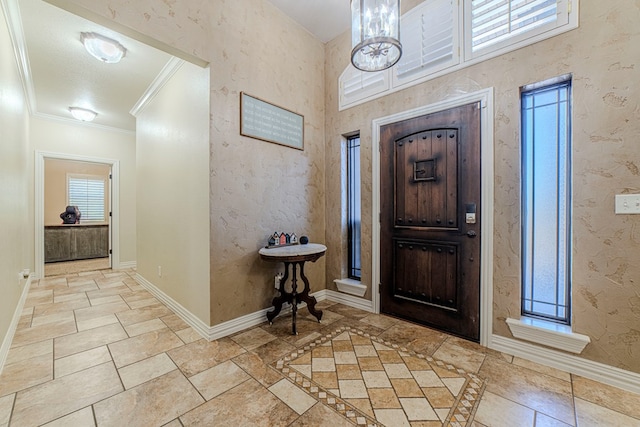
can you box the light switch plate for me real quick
[615,194,640,214]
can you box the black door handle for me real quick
[467,230,477,238]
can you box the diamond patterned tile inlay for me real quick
[272,327,485,427]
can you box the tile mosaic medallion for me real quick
[273,327,485,427]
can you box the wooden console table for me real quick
[44,224,109,263]
[258,243,326,335]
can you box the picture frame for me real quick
[240,92,304,150]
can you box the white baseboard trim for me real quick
[324,290,375,313]
[491,334,640,395]
[134,274,210,340]
[0,275,32,375]
[207,290,328,341]
[134,274,330,342]
[116,261,137,270]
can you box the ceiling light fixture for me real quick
[81,32,126,64]
[69,107,98,122]
[351,0,402,72]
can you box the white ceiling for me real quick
[268,0,351,43]
[17,0,174,131]
[12,0,349,132]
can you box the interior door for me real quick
[380,102,481,341]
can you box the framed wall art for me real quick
[240,92,304,150]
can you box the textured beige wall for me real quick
[325,2,640,373]
[30,117,137,264]
[207,2,326,324]
[50,0,327,327]
[136,61,210,325]
[44,159,111,226]
[0,4,31,355]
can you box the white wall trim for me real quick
[135,273,329,341]
[0,275,32,375]
[506,317,590,354]
[135,273,211,339]
[35,151,121,279]
[33,112,134,135]
[333,278,367,297]
[130,57,185,117]
[1,0,37,114]
[116,261,137,270]
[371,88,495,347]
[325,289,375,313]
[491,334,640,395]
[206,291,329,340]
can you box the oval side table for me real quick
[258,243,326,335]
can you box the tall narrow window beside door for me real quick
[68,175,106,222]
[347,135,361,280]
[521,77,571,324]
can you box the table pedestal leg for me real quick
[266,260,323,334]
[299,262,323,323]
[291,263,298,335]
[267,263,290,324]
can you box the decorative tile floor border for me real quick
[272,326,485,427]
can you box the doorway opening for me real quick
[35,151,120,279]
[43,158,112,277]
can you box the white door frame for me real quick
[35,151,121,279]
[371,88,495,347]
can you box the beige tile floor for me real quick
[1,268,639,426]
[44,258,110,277]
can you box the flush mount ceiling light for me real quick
[69,107,98,122]
[351,0,402,72]
[81,32,126,63]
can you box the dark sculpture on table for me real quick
[60,206,81,224]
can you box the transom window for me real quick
[468,0,568,57]
[339,0,577,110]
[520,76,571,324]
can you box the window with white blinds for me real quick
[393,0,459,86]
[339,63,390,107]
[338,0,576,111]
[467,0,570,59]
[68,175,106,222]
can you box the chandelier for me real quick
[351,0,402,72]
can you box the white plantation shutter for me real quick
[339,63,390,109]
[394,0,459,86]
[337,0,577,110]
[68,176,105,221]
[468,0,569,57]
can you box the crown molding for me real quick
[32,112,135,135]
[130,56,185,117]
[1,0,37,114]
